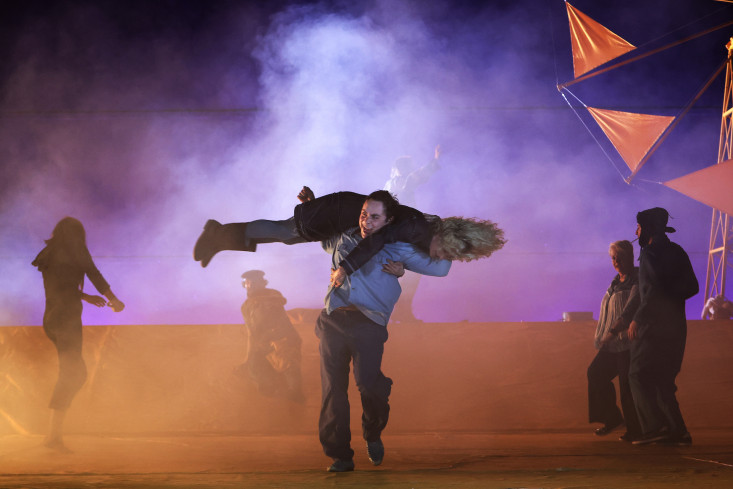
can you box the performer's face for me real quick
[429,236,447,260]
[635,223,652,247]
[359,200,391,238]
[610,250,631,275]
[243,279,264,292]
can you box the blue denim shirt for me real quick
[322,228,451,326]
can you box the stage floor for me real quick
[2,429,732,488]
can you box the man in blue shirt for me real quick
[316,190,451,472]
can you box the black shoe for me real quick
[619,431,641,443]
[366,439,384,466]
[663,431,692,446]
[193,219,222,267]
[327,459,354,472]
[594,420,624,436]
[632,427,671,445]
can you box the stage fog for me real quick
[0,1,728,326]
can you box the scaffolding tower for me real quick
[703,38,733,318]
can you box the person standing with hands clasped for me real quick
[587,240,642,442]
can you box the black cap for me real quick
[636,207,676,234]
[241,270,266,281]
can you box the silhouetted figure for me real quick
[627,208,698,446]
[384,146,441,322]
[384,145,441,207]
[32,217,124,452]
[587,240,642,442]
[240,270,304,403]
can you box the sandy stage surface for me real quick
[2,316,733,487]
[1,430,733,488]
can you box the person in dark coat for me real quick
[626,207,699,446]
[32,217,125,451]
[240,270,304,403]
[193,187,505,282]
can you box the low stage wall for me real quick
[1,311,732,437]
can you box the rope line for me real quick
[559,89,628,181]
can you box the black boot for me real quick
[193,220,256,267]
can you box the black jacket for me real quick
[632,234,699,339]
[293,191,433,275]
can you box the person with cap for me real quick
[626,207,699,446]
[240,270,304,403]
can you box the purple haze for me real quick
[0,0,730,326]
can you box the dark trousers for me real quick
[629,331,687,436]
[315,308,392,461]
[587,349,641,436]
[44,318,87,411]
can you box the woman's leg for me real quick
[45,318,86,451]
[194,217,305,267]
[246,217,305,245]
[587,350,623,428]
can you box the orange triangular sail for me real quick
[566,2,636,78]
[587,107,674,173]
[664,159,733,216]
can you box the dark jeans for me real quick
[315,308,392,461]
[245,217,305,245]
[587,349,641,436]
[629,330,687,436]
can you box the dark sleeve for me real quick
[671,246,699,301]
[632,250,660,326]
[338,230,388,275]
[338,207,431,275]
[294,191,365,241]
[632,244,698,325]
[82,251,111,294]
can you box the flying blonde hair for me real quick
[431,216,506,262]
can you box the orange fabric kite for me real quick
[566,2,635,78]
[587,107,674,173]
[664,159,733,216]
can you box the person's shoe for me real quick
[366,439,384,466]
[632,427,671,445]
[663,431,693,446]
[594,420,624,436]
[193,219,222,267]
[327,459,355,472]
[619,431,641,443]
